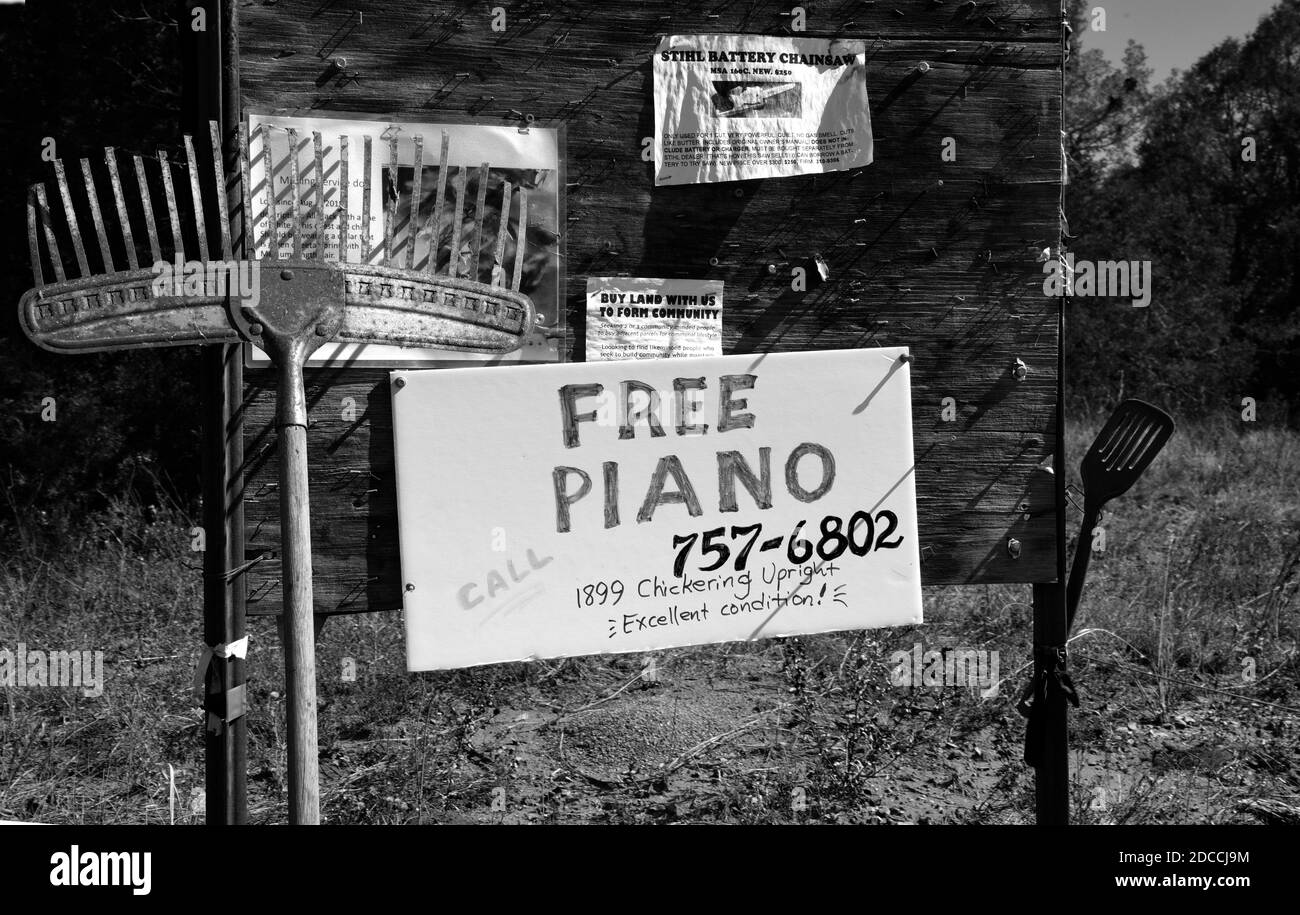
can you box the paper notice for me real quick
[653,34,873,185]
[245,112,564,366]
[585,278,723,361]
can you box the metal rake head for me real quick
[20,120,538,356]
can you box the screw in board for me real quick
[1011,358,1028,381]
[1007,538,1022,559]
[813,253,831,282]
[405,583,415,592]
[393,377,406,390]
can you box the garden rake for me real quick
[19,120,539,824]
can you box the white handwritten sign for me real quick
[391,348,921,671]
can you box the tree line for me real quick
[1063,0,1299,422]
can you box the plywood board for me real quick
[237,0,1063,615]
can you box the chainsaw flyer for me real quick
[653,34,874,185]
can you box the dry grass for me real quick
[1,413,1296,824]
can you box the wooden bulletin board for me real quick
[236,0,1064,617]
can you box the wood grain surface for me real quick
[237,0,1064,615]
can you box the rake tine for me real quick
[238,123,253,258]
[183,135,209,262]
[81,158,116,273]
[338,135,350,263]
[53,159,90,277]
[210,121,234,261]
[286,128,301,259]
[425,131,449,275]
[35,184,65,282]
[158,150,185,260]
[260,125,279,259]
[26,185,44,288]
[313,131,325,259]
[384,135,398,264]
[407,134,424,271]
[361,136,372,261]
[472,162,489,281]
[132,156,162,265]
[511,185,528,292]
[105,149,138,270]
[448,167,465,278]
[492,180,512,286]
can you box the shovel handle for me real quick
[277,353,320,824]
[1065,506,1100,632]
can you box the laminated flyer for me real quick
[245,111,564,365]
[653,34,873,185]
[585,277,723,361]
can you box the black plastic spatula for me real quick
[1066,399,1176,630]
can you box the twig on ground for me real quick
[538,668,648,730]
[1072,628,1300,714]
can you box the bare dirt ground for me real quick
[2,418,1297,825]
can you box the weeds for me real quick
[1,414,1296,824]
